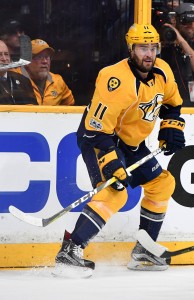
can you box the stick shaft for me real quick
[162,246,194,258]
[9,147,163,227]
[42,147,162,226]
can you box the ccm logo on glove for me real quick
[160,119,185,130]
[158,117,185,156]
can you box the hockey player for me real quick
[54,23,185,277]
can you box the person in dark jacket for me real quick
[0,39,37,105]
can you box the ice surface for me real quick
[0,264,194,300]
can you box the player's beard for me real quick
[131,52,156,73]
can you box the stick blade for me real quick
[0,59,30,70]
[9,205,43,227]
[135,229,167,257]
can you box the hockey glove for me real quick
[158,117,185,156]
[98,148,131,191]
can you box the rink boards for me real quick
[0,106,193,267]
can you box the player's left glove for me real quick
[158,117,185,156]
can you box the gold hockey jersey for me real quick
[85,58,182,147]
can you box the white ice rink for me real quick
[1,265,194,300]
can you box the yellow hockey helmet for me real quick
[126,23,160,53]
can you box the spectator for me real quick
[160,2,194,106]
[14,39,75,106]
[0,40,37,105]
[0,19,24,62]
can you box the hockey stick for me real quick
[9,147,163,227]
[0,59,31,70]
[136,229,194,258]
[0,35,31,70]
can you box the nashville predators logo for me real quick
[108,77,121,91]
[139,94,163,122]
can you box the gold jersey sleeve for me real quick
[85,58,182,147]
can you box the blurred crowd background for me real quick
[0,0,193,106]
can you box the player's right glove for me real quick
[158,117,185,156]
[98,148,131,191]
